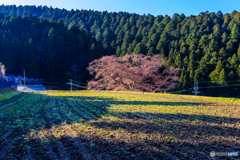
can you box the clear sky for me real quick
[1,0,238,17]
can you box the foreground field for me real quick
[0,90,239,160]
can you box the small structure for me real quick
[17,85,46,91]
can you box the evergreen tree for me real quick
[209,60,223,84]
[20,38,40,78]
[194,70,200,82]
[230,24,240,43]
[175,53,182,68]
[44,27,67,79]
[219,69,227,85]
[127,44,134,53]
[147,47,154,56]
[134,43,147,54]
[1,6,240,96]
[116,46,121,56]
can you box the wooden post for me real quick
[70,79,72,91]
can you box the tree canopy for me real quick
[87,54,180,92]
[0,5,240,96]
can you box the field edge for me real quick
[0,88,22,102]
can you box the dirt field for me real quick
[0,90,239,160]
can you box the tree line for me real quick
[0,11,113,84]
[1,5,240,96]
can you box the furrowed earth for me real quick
[0,90,239,160]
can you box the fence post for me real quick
[70,79,72,91]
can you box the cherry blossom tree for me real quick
[87,54,180,92]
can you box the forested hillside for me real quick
[1,5,240,97]
[0,10,111,83]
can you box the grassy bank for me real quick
[0,88,21,102]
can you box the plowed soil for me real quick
[0,90,239,160]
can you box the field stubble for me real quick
[0,90,239,160]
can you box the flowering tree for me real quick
[0,63,7,89]
[87,54,180,92]
[0,63,6,76]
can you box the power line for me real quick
[198,80,240,83]
[198,83,240,89]
[71,79,88,86]
[167,83,240,94]
[40,82,66,84]
[72,84,88,89]
[167,88,194,94]
[66,79,88,90]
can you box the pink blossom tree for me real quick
[87,54,180,92]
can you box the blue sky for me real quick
[1,0,238,17]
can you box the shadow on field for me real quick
[112,112,240,125]
[90,118,240,138]
[17,134,175,159]
[18,134,240,159]
[66,95,206,106]
[63,95,240,125]
[1,92,240,159]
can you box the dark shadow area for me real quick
[90,119,240,139]
[0,92,239,159]
[66,95,210,106]
[64,95,240,125]
[66,95,240,106]
[111,112,240,125]
[0,134,193,160]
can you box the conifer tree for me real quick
[219,69,227,85]
[147,47,154,56]
[174,53,182,68]
[134,43,147,54]
[20,38,40,78]
[230,24,240,43]
[209,60,223,84]
[116,46,121,56]
[194,70,200,82]
[127,44,134,53]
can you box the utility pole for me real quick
[193,82,201,96]
[66,79,73,91]
[24,70,25,88]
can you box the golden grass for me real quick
[34,90,240,120]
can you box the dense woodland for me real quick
[1,5,240,97]
[0,9,111,84]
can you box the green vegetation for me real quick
[0,11,107,84]
[0,88,21,102]
[0,6,240,96]
[0,90,239,159]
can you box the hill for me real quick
[0,11,109,84]
[1,5,240,96]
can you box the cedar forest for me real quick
[0,5,240,97]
